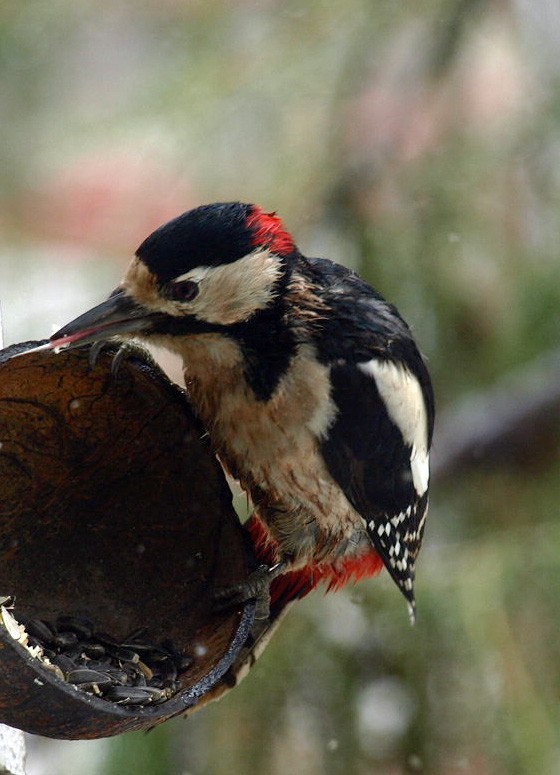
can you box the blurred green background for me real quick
[2,1,560,773]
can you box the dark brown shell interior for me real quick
[0,342,254,738]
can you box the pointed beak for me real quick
[49,288,155,350]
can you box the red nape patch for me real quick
[246,516,385,612]
[246,206,296,256]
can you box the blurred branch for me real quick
[431,348,560,483]
[429,0,488,78]
[322,0,496,255]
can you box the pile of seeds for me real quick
[0,603,191,707]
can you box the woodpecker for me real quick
[46,202,435,621]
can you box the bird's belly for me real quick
[182,343,370,564]
[222,422,369,565]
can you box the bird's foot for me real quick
[214,562,287,620]
[88,341,139,375]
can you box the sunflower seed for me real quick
[104,667,129,685]
[104,685,161,705]
[56,616,94,640]
[4,609,186,706]
[111,647,140,664]
[25,619,56,643]
[52,631,79,650]
[50,654,77,673]
[66,668,113,687]
[81,642,106,659]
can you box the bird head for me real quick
[49,202,298,351]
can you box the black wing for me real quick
[321,361,432,608]
[303,256,435,608]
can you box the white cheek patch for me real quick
[173,266,213,284]
[171,249,283,325]
[358,359,429,496]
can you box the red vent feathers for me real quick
[246,515,384,611]
[246,206,296,256]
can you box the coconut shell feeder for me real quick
[0,341,258,739]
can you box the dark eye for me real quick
[168,280,199,302]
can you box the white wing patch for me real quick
[358,359,429,496]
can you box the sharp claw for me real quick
[111,345,129,376]
[88,341,134,375]
[213,562,288,620]
[213,565,270,601]
[88,341,106,369]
